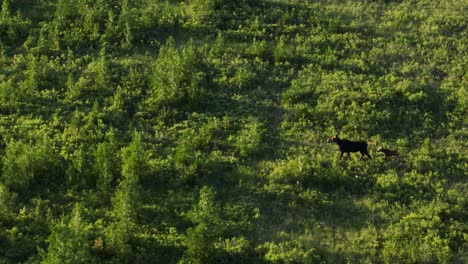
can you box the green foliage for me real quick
[0,0,31,47]
[181,186,223,264]
[146,38,208,110]
[185,0,239,26]
[259,241,322,264]
[0,0,466,263]
[105,131,147,260]
[42,203,94,264]
[94,133,119,195]
[381,201,458,263]
[120,131,147,184]
[186,0,217,23]
[2,135,61,192]
[0,183,15,216]
[229,117,265,158]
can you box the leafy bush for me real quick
[1,135,61,192]
[146,38,208,110]
[42,203,94,264]
[182,186,223,264]
[258,241,322,264]
[229,117,265,158]
[381,202,457,263]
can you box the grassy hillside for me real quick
[0,0,466,263]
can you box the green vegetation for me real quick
[0,0,466,263]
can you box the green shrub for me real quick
[182,186,223,264]
[258,241,322,264]
[2,136,61,192]
[42,203,94,264]
[381,202,456,264]
[146,38,208,109]
[229,117,265,158]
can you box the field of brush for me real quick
[0,0,466,263]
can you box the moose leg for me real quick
[360,151,370,160]
[365,151,371,159]
[339,152,344,159]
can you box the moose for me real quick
[377,147,399,159]
[327,133,371,160]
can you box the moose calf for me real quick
[377,147,399,159]
[327,133,371,160]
